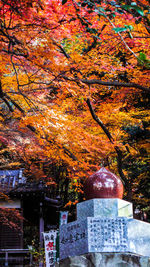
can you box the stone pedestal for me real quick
[77,198,133,219]
[59,199,150,264]
[58,253,150,267]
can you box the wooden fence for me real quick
[0,249,33,266]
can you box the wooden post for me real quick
[20,200,24,249]
[39,202,44,267]
[5,251,8,267]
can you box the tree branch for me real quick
[61,75,150,93]
[6,94,25,114]
[52,39,70,59]
[86,97,130,195]
[2,97,14,112]
[0,80,13,112]
[0,80,25,113]
[27,124,78,161]
[86,98,114,143]
[81,79,150,93]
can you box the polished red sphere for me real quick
[84,167,124,200]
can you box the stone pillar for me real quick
[59,168,150,266]
[59,199,150,266]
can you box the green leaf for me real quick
[137,52,150,69]
[121,5,132,11]
[139,52,147,61]
[98,7,105,12]
[124,25,133,31]
[62,0,68,5]
[131,2,137,6]
[95,36,101,40]
[113,27,127,33]
[113,25,133,33]
[133,6,144,16]
[86,27,98,34]
[121,4,144,16]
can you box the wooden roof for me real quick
[9,181,48,197]
[0,169,26,193]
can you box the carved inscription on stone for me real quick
[60,222,86,245]
[88,218,128,252]
[59,220,88,259]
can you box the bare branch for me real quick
[61,75,150,93]
[86,98,114,143]
[81,79,150,93]
[52,39,70,59]
[6,94,25,114]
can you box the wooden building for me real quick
[0,169,25,250]
[0,169,62,265]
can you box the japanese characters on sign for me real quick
[59,219,88,259]
[88,218,128,251]
[43,230,58,267]
[60,222,86,245]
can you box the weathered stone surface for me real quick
[59,198,150,261]
[128,219,150,256]
[59,217,150,260]
[59,219,88,260]
[59,253,150,267]
[77,199,133,220]
[87,217,128,252]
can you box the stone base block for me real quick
[59,253,150,267]
[77,199,133,219]
[60,217,150,260]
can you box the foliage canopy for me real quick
[0,0,149,219]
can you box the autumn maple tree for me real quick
[0,0,149,218]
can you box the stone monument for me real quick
[59,168,150,267]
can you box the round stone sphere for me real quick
[84,167,124,200]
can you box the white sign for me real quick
[43,230,57,267]
[60,211,68,226]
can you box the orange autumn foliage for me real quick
[0,0,149,212]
